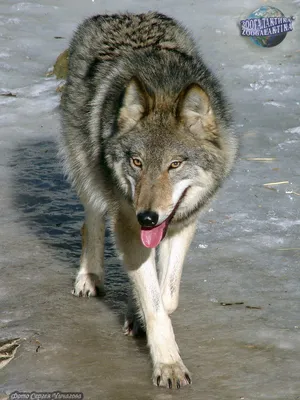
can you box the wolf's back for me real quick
[69,12,196,67]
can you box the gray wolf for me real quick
[60,12,237,389]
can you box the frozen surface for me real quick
[0,0,300,399]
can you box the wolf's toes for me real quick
[72,273,103,297]
[153,361,191,389]
[123,317,146,337]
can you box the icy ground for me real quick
[0,0,299,399]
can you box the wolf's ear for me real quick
[177,84,217,137]
[118,77,150,133]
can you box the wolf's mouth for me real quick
[140,188,189,248]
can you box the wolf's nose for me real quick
[137,211,159,227]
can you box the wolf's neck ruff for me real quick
[140,188,189,248]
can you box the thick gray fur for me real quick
[60,12,236,216]
[60,12,237,389]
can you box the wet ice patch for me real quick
[248,81,272,91]
[7,18,21,24]
[263,101,285,108]
[11,2,58,13]
[1,79,59,106]
[243,64,273,71]
[278,126,300,151]
[256,329,300,351]
[17,79,60,98]
[272,219,300,229]
[210,298,219,303]
[0,62,17,72]
[0,52,10,59]
[285,126,300,134]
[0,16,21,25]
[278,139,298,150]
[252,235,286,248]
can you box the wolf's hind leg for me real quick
[158,222,196,315]
[123,293,146,337]
[73,207,105,297]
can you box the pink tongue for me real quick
[140,221,167,248]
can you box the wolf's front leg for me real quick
[115,218,191,388]
[72,206,105,297]
[158,222,197,315]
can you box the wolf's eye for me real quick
[131,157,142,168]
[169,161,182,169]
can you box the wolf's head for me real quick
[105,77,236,248]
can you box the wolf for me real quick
[60,12,237,389]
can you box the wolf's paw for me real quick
[123,315,146,337]
[153,361,192,389]
[72,273,103,297]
